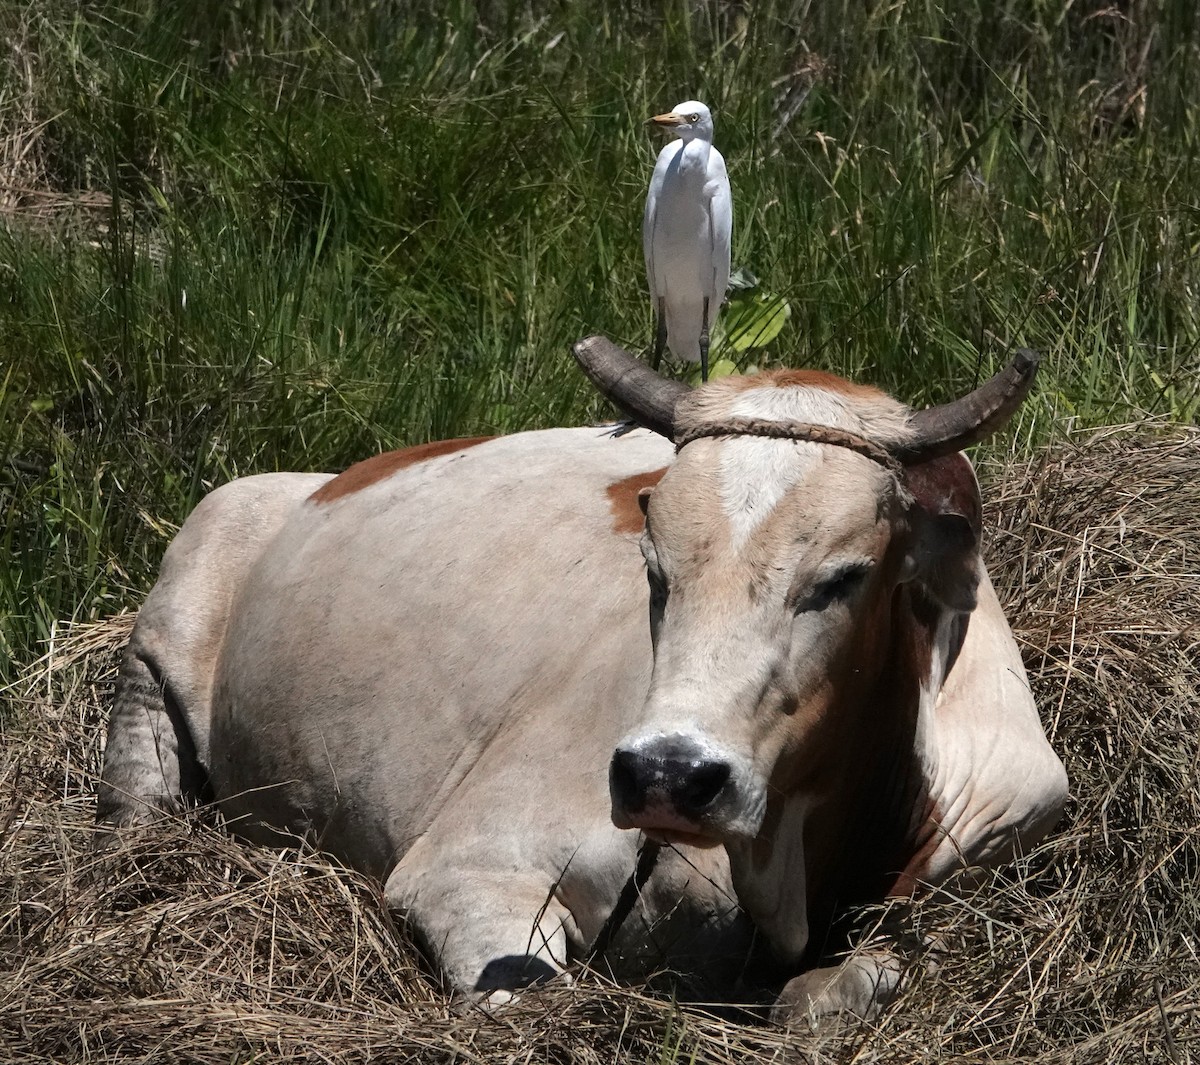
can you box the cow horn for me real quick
[893,349,1041,464]
[572,335,690,440]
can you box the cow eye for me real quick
[795,562,870,614]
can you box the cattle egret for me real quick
[643,100,732,382]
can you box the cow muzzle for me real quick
[609,734,754,844]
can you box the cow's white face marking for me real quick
[719,390,861,550]
[718,437,802,551]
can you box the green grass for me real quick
[1,0,1198,684]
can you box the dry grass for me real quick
[2,428,1198,1063]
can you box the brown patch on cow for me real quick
[722,369,886,398]
[606,468,668,534]
[904,456,984,613]
[903,451,982,535]
[309,437,494,505]
[751,576,947,936]
[881,588,968,898]
[887,797,948,898]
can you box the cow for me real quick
[97,337,1068,1021]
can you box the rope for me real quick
[586,839,662,965]
[674,417,903,475]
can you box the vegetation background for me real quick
[2,0,1198,685]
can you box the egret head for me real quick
[649,100,714,143]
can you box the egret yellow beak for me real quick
[649,112,685,128]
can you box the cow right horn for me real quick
[893,349,1041,464]
[572,335,690,440]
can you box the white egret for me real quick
[643,100,732,382]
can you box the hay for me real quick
[2,428,1197,1063]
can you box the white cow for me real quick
[98,338,1067,1019]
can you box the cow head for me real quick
[573,338,1036,872]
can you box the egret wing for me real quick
[706,147,733,305]
[643,144,675,298]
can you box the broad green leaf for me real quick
[722,292,791,353]
[686,358,739,386]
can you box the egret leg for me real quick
[652,298,667,371]
[699,297,710,383]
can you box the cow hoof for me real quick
[93,793,180,842]
[770,954,903,1028]
[481,988,518,1009]
[449,954,568,1014]
[473,954,559,994]
[770,970,846,1029]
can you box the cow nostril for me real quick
[609,749,642,811]
[680,760,731,814]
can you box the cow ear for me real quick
[901,452,983,613]
[637,486,654,516]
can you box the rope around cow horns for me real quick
[673,417,905,475]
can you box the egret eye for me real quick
[688,113,700,122]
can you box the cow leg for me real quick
[95,473,332,839]
[769,918,948,1027]
[770,951,903,1026]
[651,297,667,370]
[384,863,579,1005]
[95,643,205,833]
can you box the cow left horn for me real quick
[572,335,690,440]
[893,349,1041,464]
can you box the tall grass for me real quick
[1,0,1198,684]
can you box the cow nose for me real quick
[610,745,732,819]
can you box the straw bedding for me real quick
[2,427,1197,1063]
